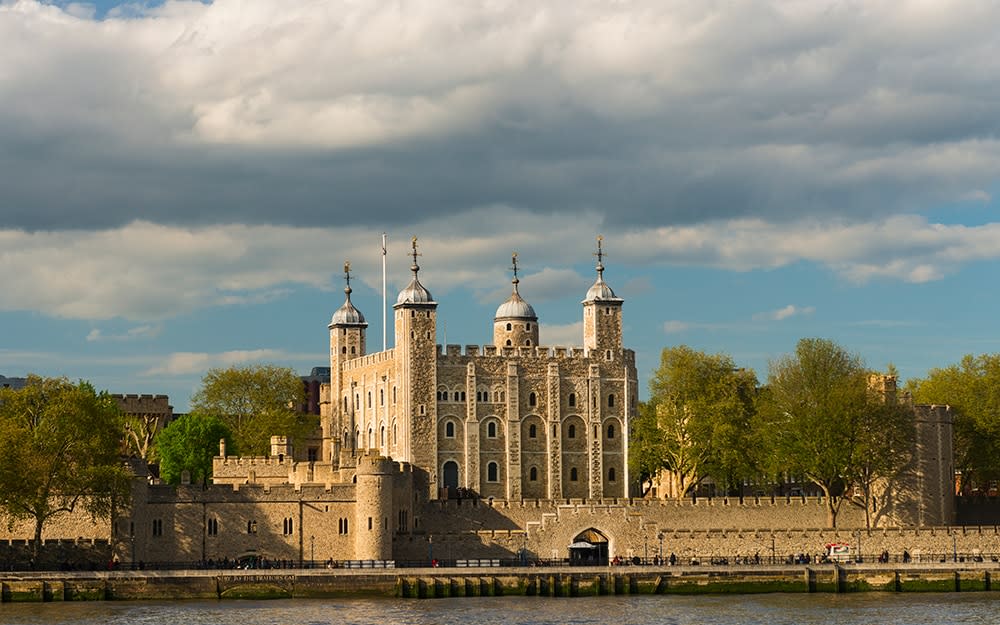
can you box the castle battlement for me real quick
[435,344,636,361]
[341,348,396,371]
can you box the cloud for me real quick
[3,212,1000,322]
[143,349,319,376]
[753,305,816,322]
[86,324,162,342]
[1,0,1000,232]
[663,321,690,334]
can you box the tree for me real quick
[908,353,1000,490]
[123,413,161,462]
[0,376,131,562]
[156,413,233,485]
[190,364,314,456]
[631,346,758,498]
[851,390,915,528]
[757,338,911,528]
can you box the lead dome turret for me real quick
[494,253,539,349]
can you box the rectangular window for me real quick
[152,519,163,537]
[207,518,219,536]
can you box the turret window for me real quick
[529,466,538,481]
[487,421,498,438]
[607,424,615,439]
[341,346,347,354]
[608,468,616,482]
[570,468,578,482]
[528,424,537,438]
[351,346,356,354]
[608,394,615,408]
[568,424,576,439]
[528,392,537,407]
[445,421,455,438]
[526,323,531,330]
[568,393,576,407]
[506,339,512,346]
[506,323,512,331]
[487,462,499,482]
[524,339,531,346]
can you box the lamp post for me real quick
[428,535,434,566]
[310,535,315,568]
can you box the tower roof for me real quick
[495,252,537,320]
[583,236,623,304]
[395,236,435,306]
[329,261,368,327]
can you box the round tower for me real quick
[354,454,396,561]
[494,252,539,349]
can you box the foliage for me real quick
[190,364,314,456]
[0,376,131,560]
[757,338,912,528]
[631,345,757,498]
[907,353,1000,489]
[156,413,233,485]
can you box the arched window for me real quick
[608,394,615,408]
[487,462,499,482]
[380,426,385,446]
[525,339,531,346]
[506,323,512,331]
[570,467,578,482]
[445,421,455,438]
[368,391,372,408]
[526,323,531,330]
[608,467,616,482]
[568,424,576,439]
[568,393,576,407]
[487,421,497,438]
[506,339,512,346]
[528,392,537,407]
[528,424,537,438]
[607,424,615,439]
[529,467,538,481]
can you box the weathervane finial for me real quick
[594,235,605,279]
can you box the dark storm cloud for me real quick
[1,0,999,232]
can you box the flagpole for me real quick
[382,233,387,352]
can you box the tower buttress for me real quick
[392,237,438,498]
[582,236,624,356]
[328,262,367,462]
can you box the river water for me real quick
[1,594,996,625]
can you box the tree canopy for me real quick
[631,345,757,498]
[907,353,1000,490]
[757,338,913,528]
[190,364,314,456]
[0,376,131,560]
[156,413,233,485]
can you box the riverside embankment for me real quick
[3,562,1000,601]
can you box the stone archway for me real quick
[569,528,609,565]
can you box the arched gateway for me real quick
[569,528,609,565]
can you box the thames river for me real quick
[0,594,996,625]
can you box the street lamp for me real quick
[310,535,315,568]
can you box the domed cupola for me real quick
[330,262,368,328]
[395,236,435,306]
[494,253,540,349]
[582,236,623,304]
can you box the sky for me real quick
[2,0,1000,412]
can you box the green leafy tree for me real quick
[632,346,758,498]
[757,338,910,528]
[156,413,233,485]
[190,364,314,456]
[851,389,915,528]
[0,376,131,562]
[908,353,1000,490]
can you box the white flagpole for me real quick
[382,233,387,352]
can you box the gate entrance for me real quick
[568,528,609,565]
